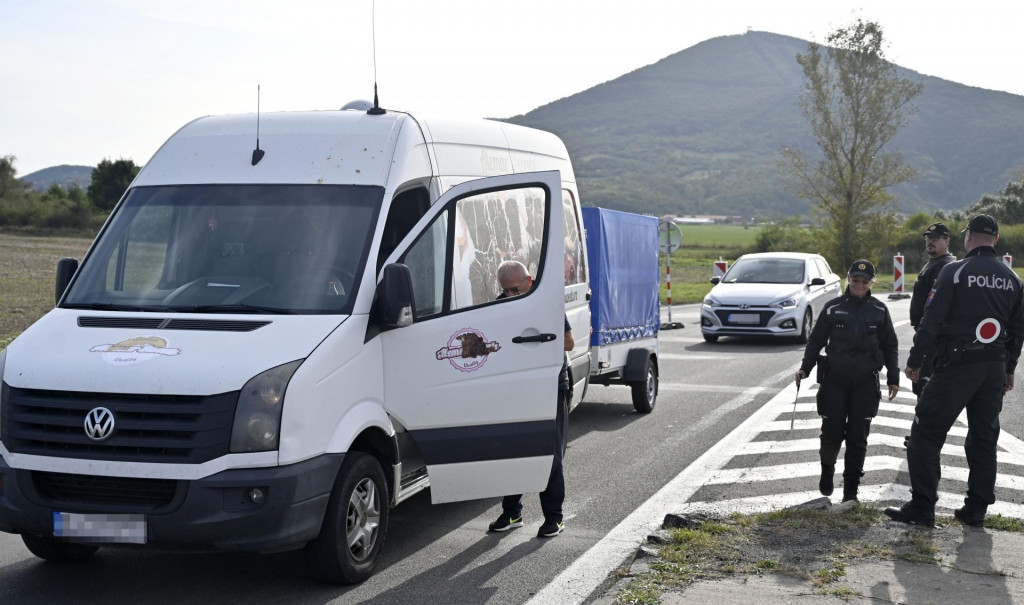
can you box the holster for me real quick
[815,354,828,383]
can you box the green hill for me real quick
[20,164,93,191]
[506,31,1024,218]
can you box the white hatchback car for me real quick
[700,252,841,343]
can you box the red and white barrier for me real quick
[1004,254,1013,268]
[713,258,728,279]
[893,253,904,293]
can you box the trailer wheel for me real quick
[21,534,99,562]
[631,362,658,413]
[305,452,389,584]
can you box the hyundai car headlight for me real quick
[703,295,722,308]
[772,297,798,309]
[230,359,303,453]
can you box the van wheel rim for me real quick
[346,478,380,562]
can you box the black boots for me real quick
[842,483,858,503]
[884,501,935,527]
[819,464,835,496]
[954,503,987,527]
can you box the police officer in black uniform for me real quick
[909,223,956,396]
[886,214,1024,527]
[796,260,900,503]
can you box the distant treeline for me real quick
[0,156,138,233]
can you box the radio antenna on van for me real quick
[252,85,266,165]
[367,0,386,115]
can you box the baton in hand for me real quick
[790,381,800,430]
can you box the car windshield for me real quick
[63,184,383,314]
[722,258,806,284]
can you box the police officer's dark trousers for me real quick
[502,385,567,522]
[908,360,1004,512]
[817,372,879,492]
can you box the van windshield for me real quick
[63,184,384,314]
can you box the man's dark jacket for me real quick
[910,252,955,329]
[908,246,1024,372]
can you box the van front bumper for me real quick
[0,453,344,552]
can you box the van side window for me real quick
[402,210,448,319]
[377,187,430,272]
[562,189,586,285]
[451,187,546,309]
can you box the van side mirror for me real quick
[709,276,721,285]
[55,257,79,305]
[377,263,414,328]
[810,277,826,286]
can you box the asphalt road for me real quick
[2,298,1022,604]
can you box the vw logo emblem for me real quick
[84,407,115,442]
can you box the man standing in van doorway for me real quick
[488,260,574,538]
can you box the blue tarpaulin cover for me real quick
[582,207,661,347]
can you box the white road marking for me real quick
[530,371,1024,605]
[524,365,796,605]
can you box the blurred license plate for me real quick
[53,512,147,544]
[728,313,760,325]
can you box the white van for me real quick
[0,106,591,583]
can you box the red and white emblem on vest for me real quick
[976,318,1001,344]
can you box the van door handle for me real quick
[513,333,556,344]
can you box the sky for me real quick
[2,0,1023,176]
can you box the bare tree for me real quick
[783,20,923,270]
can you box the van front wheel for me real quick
[305,452,390,584]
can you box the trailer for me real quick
[580,207,660,413]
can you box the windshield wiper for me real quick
[166,304,296,315]
[63,302,161,312]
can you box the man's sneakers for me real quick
[488,513,523,533]
[537,518,564,538]
[884,502,935,527]
[488,513,564,537]
[954,505,986,527]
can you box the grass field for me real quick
[0,233,92,348]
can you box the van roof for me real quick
[132,110,573,188]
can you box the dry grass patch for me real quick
[0,233,91,348]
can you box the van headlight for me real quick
[771,297,798,309]
[230,360,303,453]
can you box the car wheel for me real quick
[305,452,389,584]
[797,309,812,344]
[631,362,658,413]
[703,334,719,343]
[21,534,99,562]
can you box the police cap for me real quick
[922,222,950,238]
[962,214,999,236]
[848,259,875,279]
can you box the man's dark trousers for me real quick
[908,360,1004,509]
[502,386,567,522]
[817,373,878,485]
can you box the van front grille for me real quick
[1,383,237,463]
[32,471,178,510]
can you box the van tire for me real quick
[305,452,389,584]
[631,363,658,413]
[21,534,99,562]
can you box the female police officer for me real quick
[795,260,900,502]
